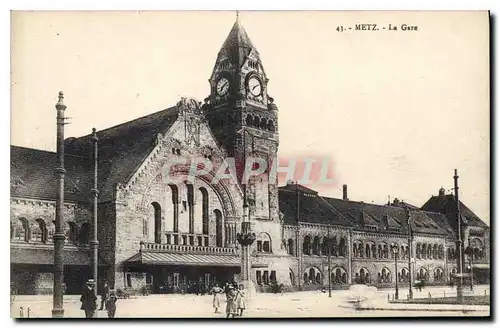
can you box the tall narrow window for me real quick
[151,202,162,243]
[66,221,77,244]
[169,185,179,232]
[287,238,294,255]
[32,219,47,243]
[339,237,346,257]
[200,188,209,235]
[14,218,29,242]
[214,209,223,247]
[78,223,90,246]
[184,182,195,234]
[256,271,262,285]
[303,236,311,255]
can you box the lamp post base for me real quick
[241,279,256,300]
[51,308,64,318]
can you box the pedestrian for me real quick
[80,279,97,318]
[210,283,223,313]
[105,290,118,318]
[225,285,238,319]
[235,284,246,317]
[99,281,109,310]
[224,282,230,302]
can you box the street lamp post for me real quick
[465,238,474,291]
[391,244,399,300]
[90,128,99,318]
[404,204,413,299]
[236,126,256,296]
[52,92,66,318]
[327,225,331,298]
[454,169,464,303]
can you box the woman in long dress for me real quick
[235,284,246,316]
[210,283,223,313]
[225,285,238,318]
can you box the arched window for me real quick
[246,114,253,126]
[353,243,358,258]
[371,244,377,259]
[316,272,322,284]
[400,268,409,282]
[416,243,422,259]
[303,272,308,284]
[169,184,179,233]
[303,236,311,255]
[382,243,389,259]
[438,245,444,260]
[78,223,90,246]
[417,268,429,281]
[199,187,209,235]
[253,116,260,127]
[257,233,272,253]
[331,236,338,257]
[339,237,346,257]
[267,120,275,132]
[332,267,348,284]
[421,244,427,259]
[13,218,29,242]
[358,268,370,284]
[312,236,320,255]
[287,238,294,255]
[32,219,47,243]
[151,202,162,244]
[309,268,315,284]
[427,244,432,259]
[185,182,195,234]
[378,244,383,258]
[214,209,223,247]
[380,268,391,283]
[434,268,444,282]
[289,269,296,286]
[321,237,328,256]
[259,118,267,130]
[365,244,371,258]
[66,222,77,244]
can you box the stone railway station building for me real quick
[10,18,490,295]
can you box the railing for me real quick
[140,241,237,255]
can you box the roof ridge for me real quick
[70,105,178,141]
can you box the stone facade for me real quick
[10,17,489,295]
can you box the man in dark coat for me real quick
[99,281,109,310]
[80,279,97,318]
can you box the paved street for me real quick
[11,285,490,318]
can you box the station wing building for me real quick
[10,18,490,295]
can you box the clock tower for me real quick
[204,16,280,221]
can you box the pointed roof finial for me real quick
[56,91,67,111]
[236,10,239,22]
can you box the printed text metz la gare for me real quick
[336,24,418,32]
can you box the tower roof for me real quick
[218,18,256,68]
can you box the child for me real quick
[235,284,246,317]
[105,290,118,318]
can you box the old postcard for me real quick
[10,10,490,318]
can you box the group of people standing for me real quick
[210,282,246,318]
[79,279,118,318]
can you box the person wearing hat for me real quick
[225,284,238,318]
[80,279,98,318]
[105,290,118,318]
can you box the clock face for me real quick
[248,76,262,96]
[216,78,230,96]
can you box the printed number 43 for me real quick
[336,25,344,32]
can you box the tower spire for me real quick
[236,10,239,22]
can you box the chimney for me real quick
[342,184,348,200]
[439,187,445,197]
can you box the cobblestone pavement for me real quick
[11,285,490,318]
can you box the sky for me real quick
[10,11,490,224]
